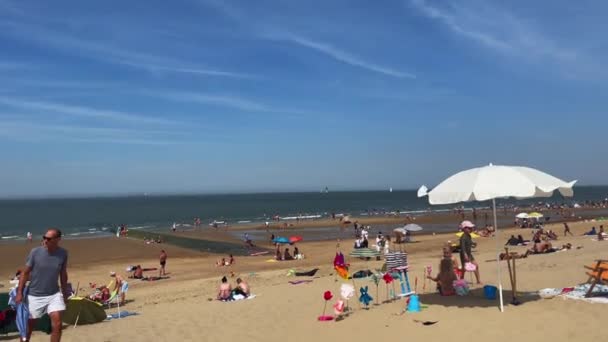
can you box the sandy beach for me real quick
[1,218,607,341]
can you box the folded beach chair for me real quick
[584,259,608,297]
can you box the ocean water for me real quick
[0,186,606,240]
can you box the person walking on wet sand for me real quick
[159,250,167,277]
[16,228,69,342]
[563,222,573,236]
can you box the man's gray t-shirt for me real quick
[25,246,68,296]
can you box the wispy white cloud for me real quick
[118,61,255,79]
[150,91,271,112]
[0,20,254,79]
[272,33,416,79]
[0,120,184,145]
[0,97,180,126]
[197,0,416,79]
[146,90,326,118]
[409,0,583,70]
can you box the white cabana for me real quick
[418,164,576,312]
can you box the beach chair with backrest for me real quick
[584,259,608,297]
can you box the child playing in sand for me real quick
[427,258,457,296]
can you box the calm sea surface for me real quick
[1,187,606,240]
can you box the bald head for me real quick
[46,228,62,239]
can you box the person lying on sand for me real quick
[499,252,528,260]
[217,276,232,301]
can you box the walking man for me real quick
[159,249,167,277]
[563,222,573,236]
[16,228,69,342]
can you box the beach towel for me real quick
[289,280,313,285]
[140,276,170,281]
[106,311,139,320]
[352,270,373,279]
[295,268,319,277]
[540,284,608,303]
[219,294,257,302]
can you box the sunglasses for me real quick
[42,235,58,241]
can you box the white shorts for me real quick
[28,292,66,319]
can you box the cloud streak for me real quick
[0,20,254,80]
[409,0,581,67]
[0,97,180,126]
[0,120,185,145]
[269,33,416,79]
[146,90,328,119]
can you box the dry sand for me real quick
[1,220,607,341]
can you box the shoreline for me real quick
[2,217,607,341]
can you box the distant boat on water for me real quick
[389,187,393,193]
[322,186,329,193]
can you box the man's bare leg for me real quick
[48,311,62,342]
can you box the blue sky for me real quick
[0,0,606,197]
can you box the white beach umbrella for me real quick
[515,213,529,219]
[403,224,423,232]
[418,164,576,312]
[393,227,407,234]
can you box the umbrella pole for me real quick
[493,199,504,312]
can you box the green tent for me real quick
[0,292,51,336]
[62,297,107,326]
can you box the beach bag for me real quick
[453,279,469,296]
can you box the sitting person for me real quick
[598,226,605,241]
[293,247,303,260]
[232,277,250,298]
[517,235,528,245]
[130,265,144,279]
[527,240,554,255]
[505,235,519,246]
[427,258,457,296]
[584,227,597,236]
[442,244,460,278]
[228,254,235,265]
[275,248,282,261]
[217,276,232,301]
[284,248,294,260]
[546,230,558,240]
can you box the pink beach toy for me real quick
[318,315,334,321]
[464,262,477,272]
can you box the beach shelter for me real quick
[393,227,407,235]
[418,164,576,312]
[515,213,529,219]
[455,231,481,239]
[63,297,107,326]
[273,237,290,244]
[528,212,544,219]
[289,236,303,243]
[403,224,423,232]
